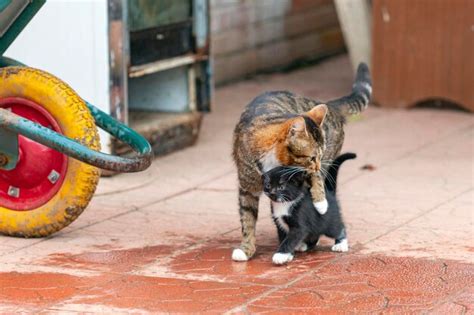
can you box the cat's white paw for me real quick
[295,242,308,252]
[272,252,294,265]
[232,248,249,261]
[331,239,349,252]
[314,199,328,215]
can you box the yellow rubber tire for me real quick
[0,67,101,237]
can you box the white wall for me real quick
[5,0,111,150]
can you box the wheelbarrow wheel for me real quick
[0,67,101,237]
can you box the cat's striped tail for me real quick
[327,63,372,116]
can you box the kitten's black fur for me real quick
[262,153,356,263]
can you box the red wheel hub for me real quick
[0,97,68,210]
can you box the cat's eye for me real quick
[310,156,316,162]
[288,147,306,159]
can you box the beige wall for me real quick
[210,0,345,84]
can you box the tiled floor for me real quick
[1,55,473,314]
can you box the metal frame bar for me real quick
[0,56,152,173]
[0,124,18,170]
[0,0,45,55]
[0,105,152,172]
[108,0,129,124]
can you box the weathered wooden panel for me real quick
[211,4,338,57]
[211,0,344,84]
[372,0,474,111]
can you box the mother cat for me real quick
[232,63,371,261]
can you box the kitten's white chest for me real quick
[260,148,280,172]
[271,201,294,232]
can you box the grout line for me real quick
[195,187,237,192]
[362,187,473,245]
[382,122,474,165]
[225,180,473,312]
[3,121,471,257]
[223,252,352,314]
[35,271,126,313]
[224,184,472,314]
[94,177,157,197]
[4,170,234,255]
[37,225,276,313]
[428,284,473,312]
[340,122,474,187]
[138,170,235,210]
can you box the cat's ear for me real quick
[293,171,306,182]
[292,170,310,185]
[288,117,306,136]
[306,104,328,126]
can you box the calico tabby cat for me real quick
[262,153,356,265]
[232,63,371,261]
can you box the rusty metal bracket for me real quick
[0,123,18,170]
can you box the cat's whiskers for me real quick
[280,167,305,181]
[321,159,335,164]
[277,194,291,203]
[320,167,336,188]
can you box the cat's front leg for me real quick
[232,188,260,261]
[311,172,328,215]
[331,228,349,252]
[272,229,305,265]
[275,223,287,244]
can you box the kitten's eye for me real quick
[265,182,271,189]
[310,156,316,162]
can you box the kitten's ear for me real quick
[306,104,328,126]
[294,171,306,182]
[294,171,311,186]
[288,117,306,136]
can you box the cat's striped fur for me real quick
[232,63,371,261]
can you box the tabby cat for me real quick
[232,63,371,261]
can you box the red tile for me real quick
[248,255,474,313]
[163,240,339,285]
[73,274,268,313]
[42,245,175,273]
[0,272,113,308]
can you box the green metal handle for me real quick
[0,56,153,173]
[0,0,12,13]
[0,107,153,172]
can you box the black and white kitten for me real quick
[262,153,356,265]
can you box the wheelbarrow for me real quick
[0,0,153,237]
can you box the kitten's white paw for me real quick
[272,252,294,265]
[314,199,328,215]
[331,239,349,252]
[232,248,249,261]
[295,242,308,252]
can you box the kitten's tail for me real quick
[327,63,372,116]
[325,152,357,192]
